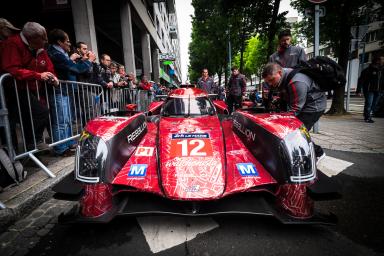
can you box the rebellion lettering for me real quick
[127,122,147,143]
[233,119,256,141]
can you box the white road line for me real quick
[317,156,354,177]
[137,216,219,253]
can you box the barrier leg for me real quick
[28,152,56,178]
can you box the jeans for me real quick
[363,91,380,120]
[49,94,75,154]
[297,111,325,157]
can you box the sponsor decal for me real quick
[127,122,147,143]
[233,119,256,141]
[172,133,209,139]
[264,115,296,121]
[184,185,200,192]
[236,163,259,176]
[165,157,219,167]
[128,164,148,177]
[97,116,130,122]
[135,146,154,156]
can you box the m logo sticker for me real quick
[236,163,259,176]
[128,164,148,177]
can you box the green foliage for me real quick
[232,35,269,78]
[189,0,283,82]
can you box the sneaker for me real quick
[316,152,326,165]
[364,119,374,123]
[68,144,78,152]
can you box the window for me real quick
[162,97,215,117]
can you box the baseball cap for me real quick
[0,18,20,31]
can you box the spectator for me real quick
[269,29,306,68]
[0,18,20,51]
[357,56,384,123]
[226,66,246,113]
[197,68,216,94]
[127,72,137,89]
[47,28,96,156]
[1,22,58,150]
[139,75,152,91]
[262,63,326,162]
[98,54,113,89]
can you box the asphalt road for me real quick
[7,149,380,256]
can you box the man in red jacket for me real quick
[1,22,59,150]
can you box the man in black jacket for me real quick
[226,66,246,114]
[357,56,384,123]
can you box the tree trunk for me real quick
[266,0,281,62]
[327,2,350,115]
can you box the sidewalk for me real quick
[0,156,74,232]
[0,111,383,232]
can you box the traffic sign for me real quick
[305,6,326,17]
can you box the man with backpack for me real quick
[262,63,326,161]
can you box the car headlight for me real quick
[75,131,108,183]
[280,127,316,183]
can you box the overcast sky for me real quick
[175,0,297,82]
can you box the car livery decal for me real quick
[236,163,259,177]
[135,146,154,156]
[127,122,147,143]
[128,164,148,177]
[170,133,213,157]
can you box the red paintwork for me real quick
[81,183,113,217]
[147,101,164,115]
[159,116,226,200]
[238,111,303,139]
[212,100,229,114]
[169,88,208,97]
[276,184,314,218]
[79,88,314,220]
[221,120,277,196]
[242,101,254,108]
[85,113,144,141]
[112,122,162,195]
[126,104,137,111]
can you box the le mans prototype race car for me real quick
[54,87,340,224]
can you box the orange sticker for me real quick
[170,139,213,157]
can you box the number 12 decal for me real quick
[171,139,213,157]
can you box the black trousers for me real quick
[11,92,49,147]
[297,111,325,157]
[227,94,242,114]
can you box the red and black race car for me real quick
[54,87,340,224]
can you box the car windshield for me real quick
[162,96,215,117]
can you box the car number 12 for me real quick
[171,139,213,157]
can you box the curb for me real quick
[0,157,74,232]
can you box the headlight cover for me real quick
[281,127,316,183]
[75,131,108,183]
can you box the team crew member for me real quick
[226,66,246,114]
[197,68,216,94]
[262,63,326,161]
[269,29,306,68]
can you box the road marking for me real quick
[137,216,219,253]
[317,156,354,177]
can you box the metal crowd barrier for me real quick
[0,73,152,180]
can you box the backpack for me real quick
[285,56,346,92]
[0,148,25,190]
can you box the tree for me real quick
[291,0,382,115]
[189,0,282,84]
